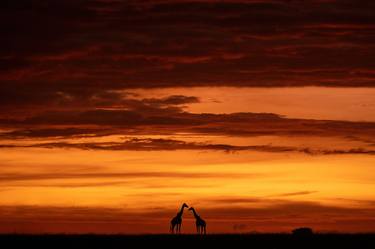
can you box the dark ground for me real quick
[1,234,374,249]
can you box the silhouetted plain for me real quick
[1,233,374,249]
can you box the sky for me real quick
[0,0,375,234]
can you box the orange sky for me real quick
[1,0,375,234]
[1,87,375,233]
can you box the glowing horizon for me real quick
[1,86,375,233]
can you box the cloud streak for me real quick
[0,170,260,185]
[1,138,375,155]
[2,106,375,141]
[1,92,374,155]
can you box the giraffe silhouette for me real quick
[189,207,206,234]
[170,203,189,234]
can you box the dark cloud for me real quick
[0,87,200,121]
[1,90,374,154]
[0,0,374,111]
[1,138,374,155]
[0,0,374,200]
[2,108,374,141]
[142,95,200,106]
[0,128,111,139]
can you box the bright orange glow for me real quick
[1,140,374,233]
[1,87,375,234]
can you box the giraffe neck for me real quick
[178,205,185,217]
[191,208,199,219]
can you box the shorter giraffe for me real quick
[170,203,189,234]
[189,207,206,234]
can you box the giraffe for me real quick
[189,207,206,234]
[170,203,189,234]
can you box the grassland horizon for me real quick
[1,233,374,249]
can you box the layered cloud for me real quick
[1,0,375,112]
[1,92,374,154]
[1,138,375,155]
[2,96,375,139]
[0,170,257,185]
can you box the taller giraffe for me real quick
[170,203,189,234]
[189,207,206,234]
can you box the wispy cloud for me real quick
[2,103,375,142]
[0,170,260,185]
[1,138,374,155]
[268,191,319,197]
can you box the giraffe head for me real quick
[188,207,194,211]
[183,203,189,208]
